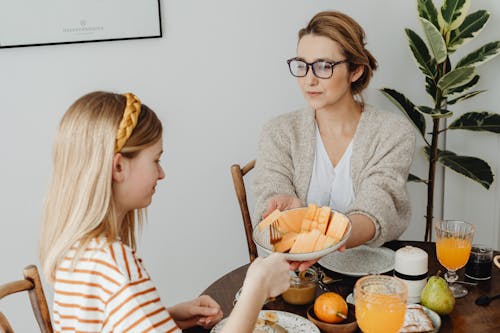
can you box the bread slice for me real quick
[399,304,434,333]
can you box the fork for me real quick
[269,221,282,244]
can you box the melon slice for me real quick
[304,204,318,220]
[273,232,298,253]
[313,234,328,252]
[277,210,303,233]
[289,229,322,253]
[257,209,282,231]
[316,206,331,234]
[326,212,350,242]
[301,219,313,232]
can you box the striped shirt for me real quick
[53,238,180,333]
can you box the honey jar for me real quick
[282,268,318,305]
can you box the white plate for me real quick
[252,210,352,261]
[420,305,441,333]
[401,304,441,333]
[210,310,320,332]
[318,245,395,276]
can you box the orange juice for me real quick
[436,237,472,270]
[356,294,406,333]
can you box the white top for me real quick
[306,123,355,213]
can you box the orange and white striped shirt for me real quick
[53,238,180,333]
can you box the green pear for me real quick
[421,271,455,315]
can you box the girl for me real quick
[253,11,416,255]
[40,91,291,333]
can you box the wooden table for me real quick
[184,241,500,333]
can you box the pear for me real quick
[421,270,455,315]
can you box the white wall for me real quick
[0,1,498,331]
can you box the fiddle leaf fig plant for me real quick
[381,0,500,241]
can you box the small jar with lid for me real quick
[281,268,318,305]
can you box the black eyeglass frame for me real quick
[286,58,350,79]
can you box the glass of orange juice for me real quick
[434,220,474,298]
[355,275,407,333]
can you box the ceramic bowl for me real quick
[307,304,358,333]
[252,207,352,261]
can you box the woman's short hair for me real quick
[299,11,378,95]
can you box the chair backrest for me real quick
[231,160,257,262]
[0,265,53,333]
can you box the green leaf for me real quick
[425,76,438,101]
[447,90,485,105]
[418,0,439,29]
[439,0,471,31]
[380,88,426,139]
[456,41,500,68]
[416,106,453,118]
[437,66,475,93]
[405,29,437,78]
[448,10,489,52]
[446,74,479,96]
[424,147,494,189]
[448,112,500,133]
[420,18,448,63]
[408,173,427,183]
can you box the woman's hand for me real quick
[167,295,223,329]
[262,194,302,218]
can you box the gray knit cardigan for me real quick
[251,105,416,247]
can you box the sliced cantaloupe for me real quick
[316,206,331,234]
[273,232,298,253]
[326,212,350,242]
[301,219,313,232]
[313,234,327,252]
[323,236,338,249]
[257,209,282,231]
[277,210,303,233]
[289,229,322,253]
[304,204,318,220]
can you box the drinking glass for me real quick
[355,275,407,333]
[434,220,474,298]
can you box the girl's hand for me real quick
[167,295,223,329]
[244,253,291,298]
[262,195,302,218]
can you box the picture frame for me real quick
[0,0,162,49]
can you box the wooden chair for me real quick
[0,265,53,333]
[231,160,258,262]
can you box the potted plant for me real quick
[381,0,500,241]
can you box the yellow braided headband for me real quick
[115,93,142,153]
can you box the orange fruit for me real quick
[313,292,348,324]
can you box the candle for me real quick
[394,246,428,303]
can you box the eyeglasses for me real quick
[287,58,349,79]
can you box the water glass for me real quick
[465,244,493,280]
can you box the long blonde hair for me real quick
[40,91,162,282]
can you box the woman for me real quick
[252,11,415,254]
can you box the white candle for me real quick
[394,246,428,304]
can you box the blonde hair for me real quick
[40,91,162,282]
[298,11,378,95]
